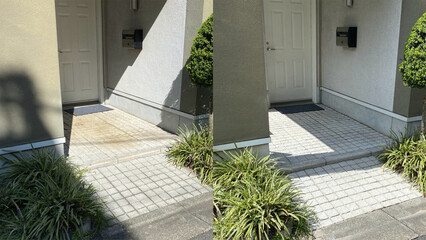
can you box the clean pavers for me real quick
[269,105,389,171]
[273,105,425,239]
[314,197,426,240]
[87,154,211,224]
[290,156,422,229]
[63,105,212,239]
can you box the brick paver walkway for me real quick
[290,156,422,229]
[63,106,175,168]
[63,105,212,226]
[86,154,211,224]
[269,105,389,170]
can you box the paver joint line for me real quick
[64,105,213,235]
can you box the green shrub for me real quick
[399,12,426,89]
[399,12,426,138]
[186,14,213,87]
[379,131,426,195]
[0,150,107,240]
[213,149,315,240]
[166,125,213,185]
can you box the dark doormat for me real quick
[64,105,113,116]
[275,104,324,114]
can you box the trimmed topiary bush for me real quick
[186,14,213,88]
[0,150,107,239]
[399,12,426,138]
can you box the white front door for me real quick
[55,0,99,104]
[264,0,312,104]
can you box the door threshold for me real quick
[270,100,313,109]
[62,101,100,110]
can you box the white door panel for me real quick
[264,0,312,103]
[56,0,98,104]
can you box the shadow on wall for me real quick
[104,0,167,91]
[104,0,211,133]
[0,72,52,149]
[158,58,211,132]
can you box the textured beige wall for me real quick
[321,0,402,111]
[0,0,64,148]
[213,0,270,145]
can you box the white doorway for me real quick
[263,0,315,104]
[55,0,100,104]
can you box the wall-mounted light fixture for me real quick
[130,0,138,10]
[346,0,353,7]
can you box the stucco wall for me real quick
[321,0,402,111]
[0,0,64,148]
[393,0,426,117]
[104,0,186,111]
[179,0,212,115]
[213,0,270,146]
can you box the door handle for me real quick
[58,50,63,53]
[267,47,276,51]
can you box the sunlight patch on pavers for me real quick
[269,105,389,168]
[290,156,422,229]
[63,105,212,226]
[85,154,211,224]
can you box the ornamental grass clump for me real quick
[0,149,107,240]
[213,149,315,240]
[166,124,213,185]
[379,131,426,195]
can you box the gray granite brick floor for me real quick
[86,154,211,224]
[289,156,422,229]
[63,105,175,168]
[269,105,389,170]
[63,105,212,227]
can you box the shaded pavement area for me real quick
[63,105,212,239]
[269,105,388,171]
[314,197,426,240]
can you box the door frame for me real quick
[263,0,320,105]
[95,0,105,104]
[55,0,104,105]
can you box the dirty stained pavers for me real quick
[269,104,389,171]
[63,106,175,168]
[63,105,212,239]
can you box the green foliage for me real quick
[0,150,107,240]
[186,14,213,87]
[399,12,426,89]
[166,125,213,185]
[213,149,315,240]
[379,130,426,194]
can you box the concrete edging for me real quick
[278,146,385,173]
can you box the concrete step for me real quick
[69,146,169,170]
[275,146,384,173]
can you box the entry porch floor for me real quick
[269,104,389,171]
[63,105,212,238]
[270,104,423,231]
